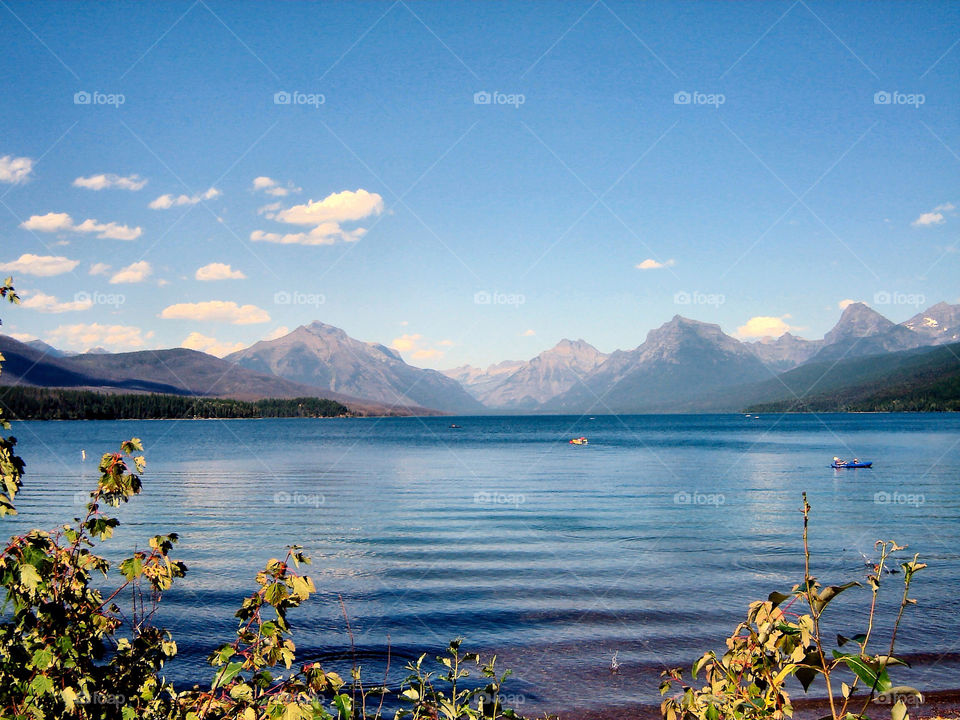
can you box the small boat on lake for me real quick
[832,456,872,469]
[569,436,588,445]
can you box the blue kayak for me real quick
[832,461,872,469]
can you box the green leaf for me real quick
[832,652,892,693]
[768,591,792,607]
[814,581,860,612]
[891,699,908,720]
[212,661,243,689]
[20,563,41,590]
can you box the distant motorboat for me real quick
[449,424,462,429]
[832,457,872,469]
[569,437,588,445]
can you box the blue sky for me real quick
[1,1,957,368]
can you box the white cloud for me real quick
[89,262,111,276]
[737,315,793,338]
[20,290,92,313]
[264,326,290,341]
[9,332,38,342]
[73,173,147,191]
[912,212,944,227]
[250,225,367,246]
[252,188,383,246]
[160,300,270,325]
[195,262,246,281]
[838,298,862,310]
[149,187,220,210]
[181,331,246,358]
[0,253,79,276]
[390,332,446,363]
[912,204,953,227]
[390,333,422,352]
[522,329,536,336]
[20,212,142,240]
[110,260,152,284]
[636,258,675,270]
[0,155,33,184]
[252,176,301,197]
[47,323,152,351]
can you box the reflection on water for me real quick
[5,413,960,714]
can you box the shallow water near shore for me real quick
[6,413,960,715]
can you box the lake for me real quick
[5,414,960,716]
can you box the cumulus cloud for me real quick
[181,332,246,358]
[89,262,111,276]
[636,258,675,270]
[252,188,383,246]
[20,290,92,313]
[73,173,147,191]
[47,323,152,351]
[264,326,290,341]
[0,253,79,276]
[9,332,38,342]
[390,333,447,363]
[160,300,270,325]
[149,187,220,210]
[252,176,301,197]
[737,315,793,338]
[912,203,954,227]
[195,262,246,281]
[20,212,142,240]
[109,261,152,284]
[838,298,862,310]
[0,155,33,184]
[390,333,422,352]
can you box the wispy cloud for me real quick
[20,212,142,240]
[252,176,301,197]
[149,187,220,210]
[160,300,270,324]
[73,173,147,191]
[636,258,675,270]
[48,323,153,351]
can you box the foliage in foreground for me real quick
[660,493,926,720]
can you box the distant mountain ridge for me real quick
[8,300,959,415]
[226,321,482,413]
[444,339,607,409]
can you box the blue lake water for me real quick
[5,414,960,715]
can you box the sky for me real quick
[0,0,958,369]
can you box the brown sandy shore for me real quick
[567,690,960,720]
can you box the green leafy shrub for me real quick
[660,492,925,720]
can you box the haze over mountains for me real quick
[3,301,959,414]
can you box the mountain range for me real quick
[3,301,959,415]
